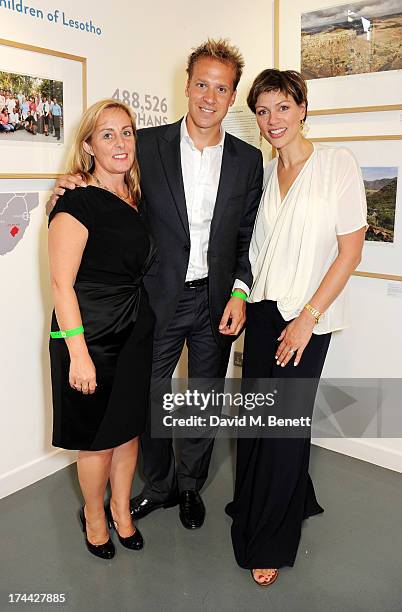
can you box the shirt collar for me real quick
[180,115,225,150]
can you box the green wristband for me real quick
[50,325,84,339]
[231,290,248,302]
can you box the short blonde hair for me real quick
[186,38,244,90]
[67,99,141,203]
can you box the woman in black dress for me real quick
[225,70,366,585]
[48,99,155,559]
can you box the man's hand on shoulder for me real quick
[46,173,87,216]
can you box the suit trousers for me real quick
[140,283,232,500]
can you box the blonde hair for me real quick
[67,99,141,203]
[186,38,244,90]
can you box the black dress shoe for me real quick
[79,507,115,560]
[130,493,179,520]
[179,490,205,529]
[105,504,144,550]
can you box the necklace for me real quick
[93,174,134,207]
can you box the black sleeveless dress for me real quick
[48,186,156,451]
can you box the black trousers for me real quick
[140,283,231,500]
[226,300,331,569]
[53,116,61,139]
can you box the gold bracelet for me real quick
[304,303,322,324]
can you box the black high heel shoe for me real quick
[79,507,115,560]
[105,503,144,550]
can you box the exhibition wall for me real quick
[1,0,401,500]
[275,0,402,473]
[0,0,276,498]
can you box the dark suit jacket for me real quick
[137,119,263,347]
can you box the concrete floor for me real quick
[0,442,401,612]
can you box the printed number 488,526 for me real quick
[112,89,167,113]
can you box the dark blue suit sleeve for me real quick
[234,151,263,288]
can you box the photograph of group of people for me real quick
[0,70,64,142]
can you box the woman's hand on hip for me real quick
[276,310,316,367]
[69,352,97,394]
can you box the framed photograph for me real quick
[312,138,402,280]
[275,0,402,113]
[0,39,87,178]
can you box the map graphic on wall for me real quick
[0,192,39,255]
[301,0,402,79]
[362,167,398,242]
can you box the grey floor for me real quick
[0,128,64,144]
[0,442,401,612]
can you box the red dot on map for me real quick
[10,226,20,237]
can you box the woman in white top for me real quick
[225,70,367,587]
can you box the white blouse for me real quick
[248,144,367,334]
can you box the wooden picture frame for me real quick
[0,39,87,179]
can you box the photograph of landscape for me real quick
[362,166,398,242]
[301,0,402,79]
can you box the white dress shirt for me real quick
[249,144,367,334]
[180,117,249,295]
[6,98,15,113]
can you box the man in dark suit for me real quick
[49,39,263,530]
[133,39,263,529]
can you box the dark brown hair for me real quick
[186,38,244,91]
[247,69,308,120]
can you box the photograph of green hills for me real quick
[362,166,398,242]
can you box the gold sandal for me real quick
[250,568,279,587]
